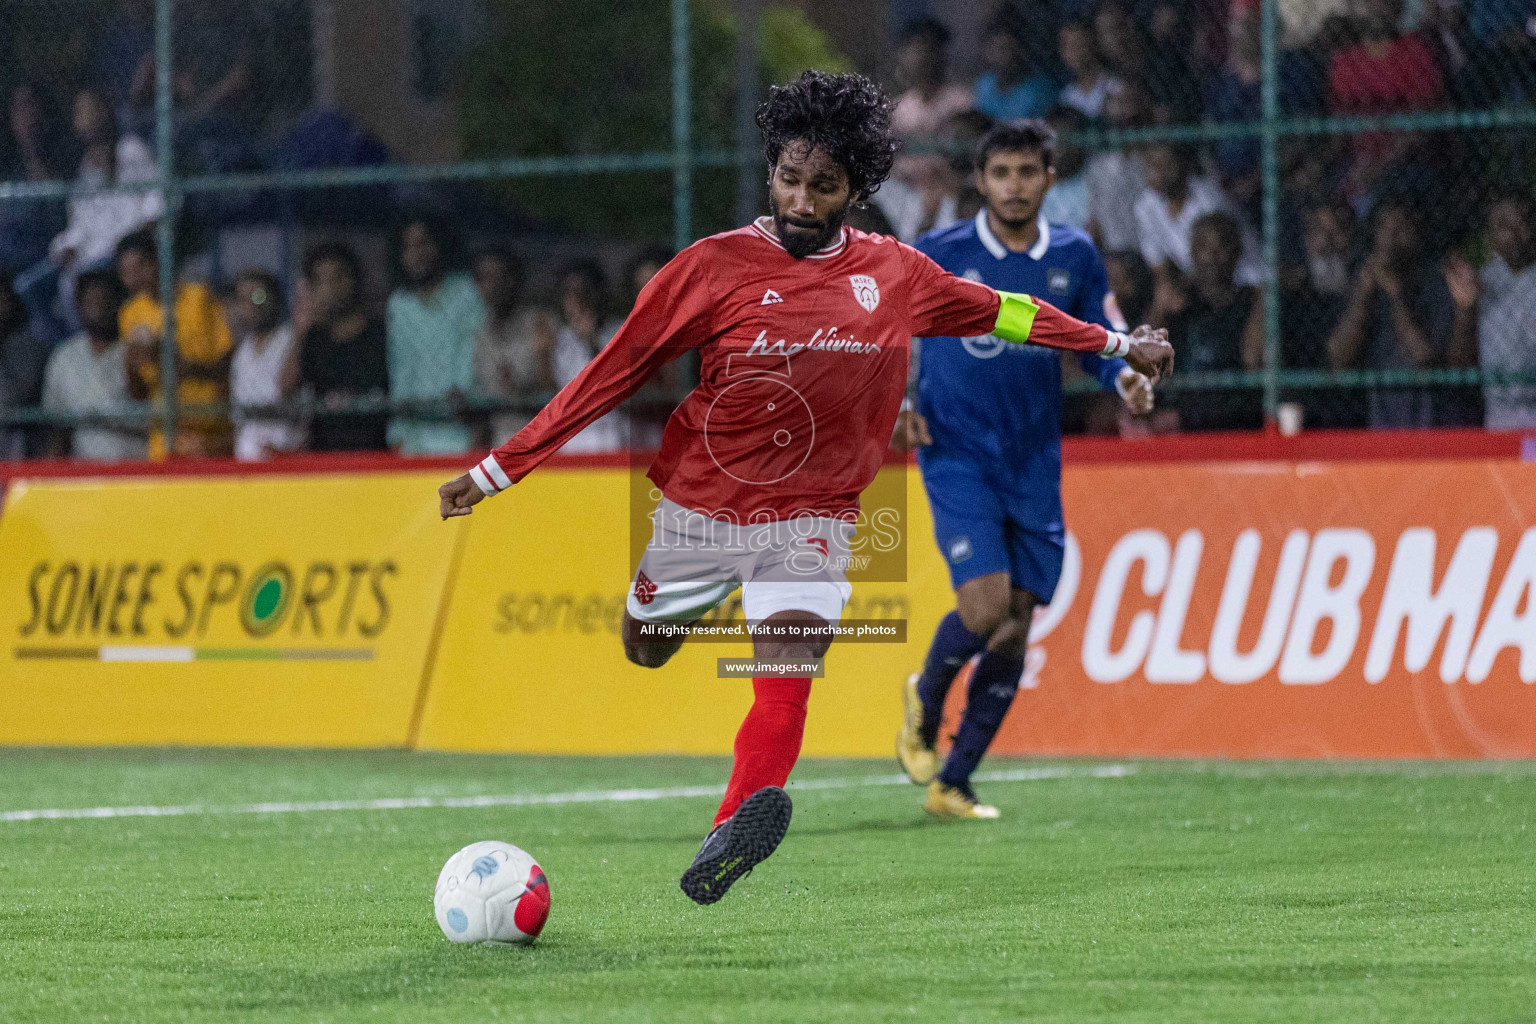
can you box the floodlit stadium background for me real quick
[1,0,1535,756]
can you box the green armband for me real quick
[993,291,1040,344]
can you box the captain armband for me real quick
[991,291,1040,344]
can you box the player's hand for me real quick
[290,275,316,337]
[531,312,558,354]
[123,327,157,369]
[1361,251,1393,297]
[1152,276,1187,317]
[1115,367,1155,415]
[1123,325,1173,384]
[890,408,931,453]
[1443,256,1479,310]
[439,473,486,519]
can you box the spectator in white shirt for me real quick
[16,86,162,343]
[881,20,972,244]
[471,246,557,445]
[1058,18,1123,119]
[626,244,688,449]
[552,261,626,453]
[892,18,974,144]
[872,168,962,244]
[1085,76,1151,252]
[1450,194,1536,429]
[1134,142,1262,297]
[1040,107,1091,230]
[230,269,304,461]
[41,269,144,461]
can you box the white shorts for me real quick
[626,498,855,625]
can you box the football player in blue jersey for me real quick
[895,118,1160,818]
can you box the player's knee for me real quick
[754,639,829,664]
[956,593,1009,638]
[754,612,833,663]
[956,574,1011,638]
[624,642,674,669]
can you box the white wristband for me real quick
[470,454,512,497]
[1102,330,1132,359]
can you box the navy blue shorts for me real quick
[920,457,1065,602]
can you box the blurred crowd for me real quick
[0,221,683,462]
[3,0,1536,463]
[872,0,1536,432]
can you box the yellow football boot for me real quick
[895,673,938,785]
[924,781,1001,820]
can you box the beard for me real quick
[769,194,849,259]
[987,200,1038,231]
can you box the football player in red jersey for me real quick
[438,71,1173,905]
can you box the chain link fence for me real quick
[3,0,1535,464]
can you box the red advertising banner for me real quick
[968,458,1536,758]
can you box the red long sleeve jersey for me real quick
[474,221,1112,521]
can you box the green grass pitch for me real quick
[1,749,1532,1023]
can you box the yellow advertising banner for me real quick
[9,456,1528,758]
[0,473,460,747]
[416,466,938,757]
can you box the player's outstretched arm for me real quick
[901,242,1175,382]
[993,291,1173,379]
[434,246,715,517]
[993,291,1174,383]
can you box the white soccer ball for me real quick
[433,840,550,945]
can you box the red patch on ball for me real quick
[514,866,550,937]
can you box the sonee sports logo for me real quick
[17,558,398,641]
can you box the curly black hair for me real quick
[755,70,897,202]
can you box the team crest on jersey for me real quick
[849,274,880,313]
[1047,269,1071,295]
[633,570,658,606]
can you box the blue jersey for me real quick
[915,211,1125,530]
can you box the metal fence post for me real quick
[734,0,761,227]
[154,0,179,454]
[672,0,693,251]
[1260,0,1281,422]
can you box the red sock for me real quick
[714,677,812,827]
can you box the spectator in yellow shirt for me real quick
[116,228,232,457]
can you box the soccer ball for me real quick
[433,840,551,945]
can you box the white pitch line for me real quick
[0,764,1134,824]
